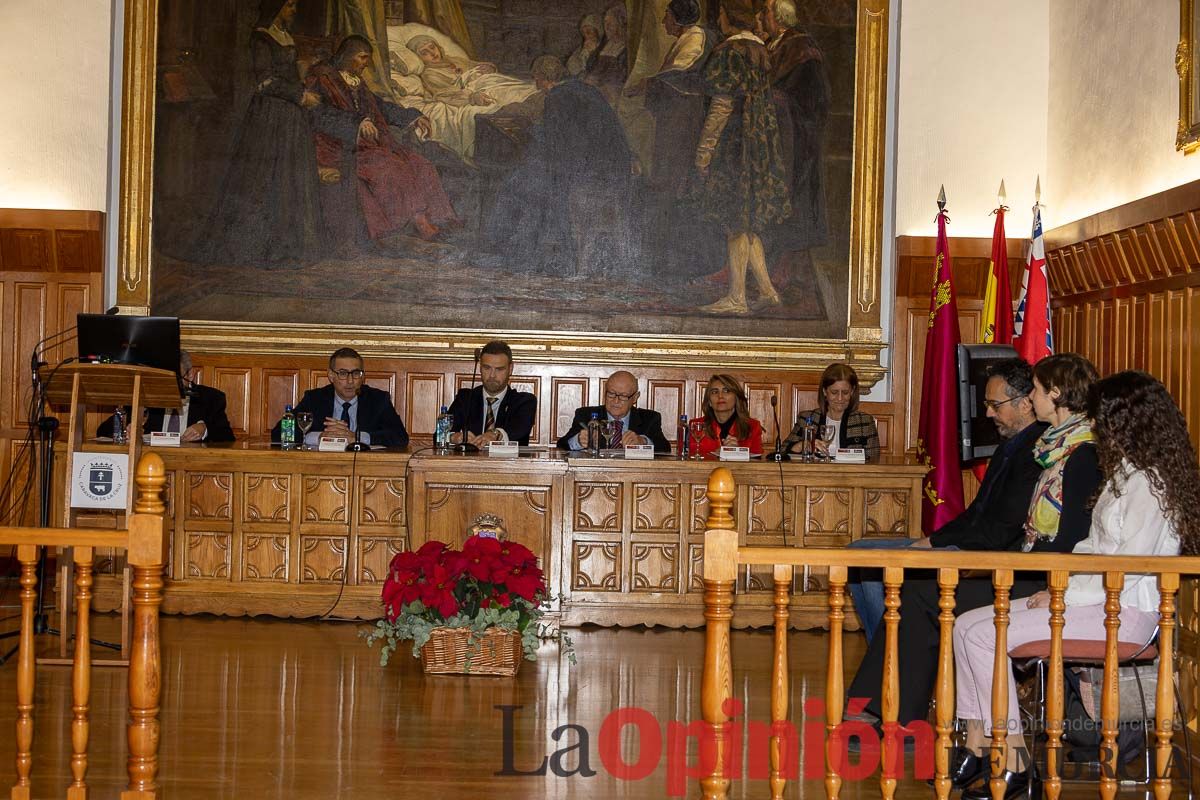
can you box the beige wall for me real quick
[0,0,114,211]
[1047,0,1200,226]
[894,0,1049,238]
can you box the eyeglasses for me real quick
[605,391,636,402]
[331,369,365,380]
[982,396,1021,411]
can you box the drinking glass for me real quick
[821,424,837,460]
[604,419,621,450]
[688,418,707,459]
[296,411,314,449]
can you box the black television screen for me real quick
[76,314,181,374]
[957,343,1019,463]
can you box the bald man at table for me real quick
[557,370,671,452]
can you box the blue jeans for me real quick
[846,538,919,644]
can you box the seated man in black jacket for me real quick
[97,350,235,443]
[556,370,670,452]
[271,347,409,448]
[449,340,536,447]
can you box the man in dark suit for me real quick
[448,340,536,447]
[97,350,235,443]
[270,347,408,448]
[557,370,670,453]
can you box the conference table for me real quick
[67,442,925,630]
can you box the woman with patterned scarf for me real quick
[947,353,1105,800]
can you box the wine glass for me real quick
[295,411,314,449]
[688,418,707,459]
[603,419,621,450]
[820,424,837,459]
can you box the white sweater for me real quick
[1066,462,1180,612]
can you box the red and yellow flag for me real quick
[980,205,1013,345]
[916,204,966,534]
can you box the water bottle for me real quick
[280,404,296,449]
[112,407,128,445]
[677,414,689,459]
[586,412,603,457]
[435,405,453,450]
[801,416,815,462]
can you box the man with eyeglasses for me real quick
[448,340,536,447]
[556,370,671,452]
[271,347,409,448]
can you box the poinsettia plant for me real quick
[363,535,573,665]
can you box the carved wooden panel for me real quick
[804,487,851,537]
[300,535,347,583]
[574,482,622,531]
[405,372,444,438]
[686,543,705,592]
[242,534,289,582]
[359,477,405,526]
[187,473,232,521]
[303,477,348,524]
[243,473,290,522]
[862,489,910,536]
[423,484,549,556]
[748,486,793,535]
[263,369,300,435]
[630,543,678,593]
[359,536,407,584]
[572,542,620,591]
[647,380,685,439]
[632,484,679,533]
[745,382,783,444]
[213,367,251,435]
[551,377,588,443]
[689,484,710,533]
[186,532,232,579]
[11,283,45,430]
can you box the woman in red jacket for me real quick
[694,374,764,456]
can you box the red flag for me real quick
[1013,204,1052,363]
[917,205,966,534]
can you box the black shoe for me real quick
[961,767,1040,800]
[926,747,986,789]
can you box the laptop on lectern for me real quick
[76,313,182,375]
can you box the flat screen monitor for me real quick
[957,343,1019,463]
[76,314,181,375]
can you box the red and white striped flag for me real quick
[1013,202,1052,363]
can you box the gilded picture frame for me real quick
[1180,0,1200,153]
[113,0,891,376]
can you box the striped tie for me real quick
[484,398,497,432]
[608,419,623,447]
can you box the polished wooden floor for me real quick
[0,611,1190,798]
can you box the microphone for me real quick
[30,325,78,383]
[769,395,790,462]
[451,347,482,454]
[345,385,368,451]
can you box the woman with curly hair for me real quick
[693,374,764,456]
[951,371,1200,800]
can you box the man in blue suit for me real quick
[271,347,408,448]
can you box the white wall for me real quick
[0,0,113,211]
[894,0,1049,239]
[1047,0,1200,227]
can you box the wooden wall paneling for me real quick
[213,367,252,436]
[550,377,588,443]
[405,372,445,439]
[1112,297,1132,373]
[646,380,683,441]
[1190,287,1200,453]
[263,369,300,434]
[12,283,46,433]
[0,229,51,270]
[1132,296,1148,372]
[54,228,99,272]
[1169,290,1188,402]
[744,381,783,444]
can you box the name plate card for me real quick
[623,444,654,460]
[834,448,867,464]
[718,446,751,461]
[149,432,181,447]
[488,441,519,458]
[318,436,349,452]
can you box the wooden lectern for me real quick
[39,362,181,665]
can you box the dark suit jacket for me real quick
[448,386,536,446]
[784,408,880,459]
[96,383,235,443]
[556,406,671,453]
[270,384,408,448]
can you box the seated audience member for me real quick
[271,348,409,448]
[693,374,764,456]
[97,350,235,443]
[557,370,671,452]
[783,362,879,459]
[448,340,536,447]
[845,354,1103,735]
[952,369,1199,799]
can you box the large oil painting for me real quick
[149,0,869,342]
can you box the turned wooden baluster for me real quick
[825,566,847,800]
[932,567,959,800]
[1098,572,1124,800]
[878,566,903,800]
[769,564,792,800]
[1154,573,1179,800]
[1043,571,1069,800]
[69,546,95,800]
[701,467,737,800]
[122,453,167,800]
[988,569,1013,800]
[11,545,38,800]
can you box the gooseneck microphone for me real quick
[451,347,482,454]
[769,395,790,462]
[346,386,368,452]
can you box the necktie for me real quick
[608,419,623,447]
[484,398,497,432]
[341,402,352,424]
[166,410,181,434]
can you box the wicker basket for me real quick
[420,626,523,677]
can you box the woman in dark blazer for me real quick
[784,363,880,458]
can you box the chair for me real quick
[1010,627,1193,797]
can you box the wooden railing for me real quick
[699,466,1200,800]
[1,453,167,800]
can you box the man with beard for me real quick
[448,340,537,447]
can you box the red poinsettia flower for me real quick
[495,561,544,602]
[462,536,503,581]
[415,540,448,563]
[492,592,512,608]
[388,550,421,574]
[419,563,461,618]
[497,540,537,569]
